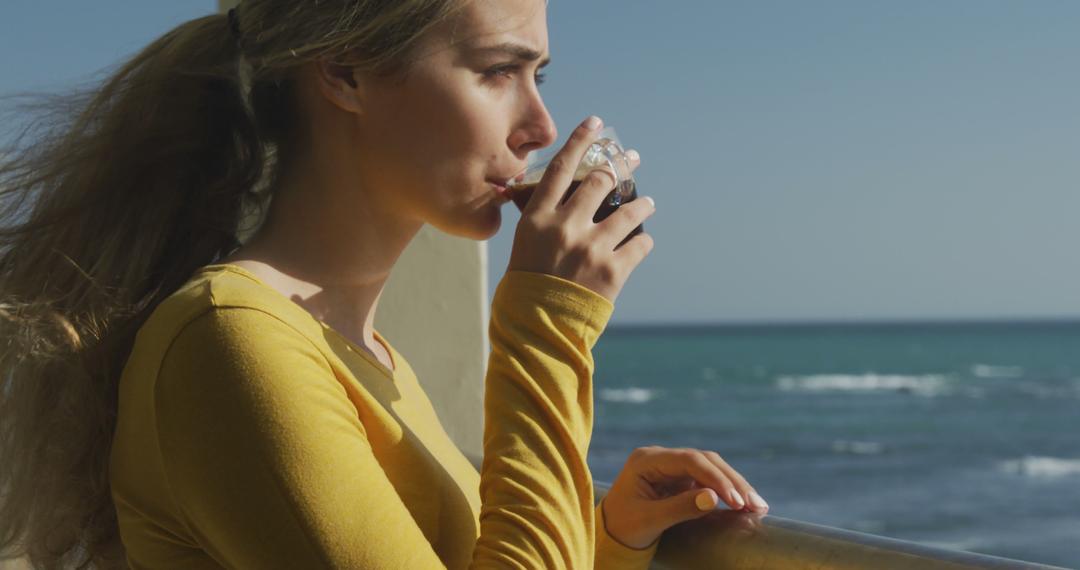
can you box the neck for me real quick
[221,149,424,347]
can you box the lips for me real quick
[487,180,510,200]
[488,168,526,201]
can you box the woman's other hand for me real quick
[506,116,655,304]
[600,446,769,550]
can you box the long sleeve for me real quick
[473,270,653,569]
[151,270,656,569]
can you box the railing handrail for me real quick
[593,482,1071,570]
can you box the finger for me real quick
[578,147,635,223]
[702,451,769,514]
[626,149,641,173]
[559,165,618,218]
[613,230,654,268]
[693,488,719,512]
[675,487,720,518]
[650,479,724,529]
[654,477,698,499]
[527,116,605,213]
[600,195,655,251]
[649,449,744,511]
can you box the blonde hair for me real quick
[0,1,466,567]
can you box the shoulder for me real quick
[136,264,330,364]
[151,268,340,398]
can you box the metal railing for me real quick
[594,483,1072,570]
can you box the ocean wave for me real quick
[1015,382,1079,400]
[832,440,884,455]
[998,456,1080,478]
[598,387,657,404]
[971,364,1024,379]
[776,374,949,396]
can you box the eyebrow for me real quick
[470,42,551,68]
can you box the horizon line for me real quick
[605,315,1080,332]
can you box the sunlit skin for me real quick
[221,0,555,367]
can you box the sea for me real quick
[586,321,1080,569]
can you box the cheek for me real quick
[368,76,461,153]
[367,73,502,204]
[413,113,497,194]
[398,76,475,142]
[407,71,502,149]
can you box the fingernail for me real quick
[583,115,602,130]
[695,490,718,512]
[643,196,655,209]
[626,149,640,162]
[748,491,769,512]
[729,489,745,509]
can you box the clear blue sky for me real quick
[3,2,1078,325]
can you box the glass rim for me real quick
[525,125,622,170]
[507,125,633,192]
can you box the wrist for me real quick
[600,497,661,551]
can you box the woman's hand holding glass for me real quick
[505,116,655,304]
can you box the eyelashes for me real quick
[483,64,547,86]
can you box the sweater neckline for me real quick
[197,263,398,378]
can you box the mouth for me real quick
[486,179,512,201]
[491,168,526,189]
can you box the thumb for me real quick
[653,488,720,528]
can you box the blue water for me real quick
[586,321,1080,568]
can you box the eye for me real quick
[483,64,547,86]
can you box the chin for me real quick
[431,203,503,241]
[469,204,503,240]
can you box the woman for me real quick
[0,0,768,568]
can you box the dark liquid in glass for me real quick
[509,179,644,248]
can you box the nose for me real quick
[509,90,557,158]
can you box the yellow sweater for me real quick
[110,264,658,569]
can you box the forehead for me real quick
[431,0,549,54]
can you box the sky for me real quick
[2,1,1078,325]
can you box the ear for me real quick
[314,58,364,114]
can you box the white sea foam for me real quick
[971,364,1024,379]
[598,387,657,404]
[1015,383,1074,400]
[998,456,1080,478]
[832,440,885,455]
[776,374,949,396]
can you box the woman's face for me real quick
[351,0,556,240]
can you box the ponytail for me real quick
[0,0,470,565]
[0,13,268,568]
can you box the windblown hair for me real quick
[0,1,465,567]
